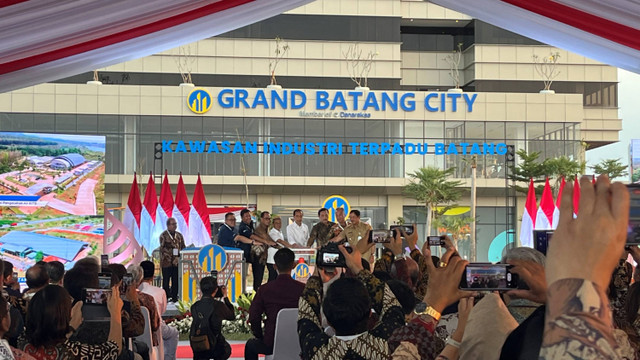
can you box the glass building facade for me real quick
[0,113,582,179]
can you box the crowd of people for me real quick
[209,175,640,360]
[1,175,638,360]
[0,253,179,359]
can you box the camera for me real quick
[389,225,414,237]
[627,185,640,245]
[120,273,133,293]
[459,263,518,291]
[533,230,553,255]
[83,288,112,305]
[316,242,352,268]
[368,229,394,244]
[98,273,111,289]
[427,235,445,247]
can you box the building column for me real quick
[256,193,273,214]
[387,195,404,226]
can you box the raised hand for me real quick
[506,259,547,304]
[424,255,476,313]
[546,175,629,289]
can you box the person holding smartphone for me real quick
[160,217,186,303]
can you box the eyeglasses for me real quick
[263,217,271,220]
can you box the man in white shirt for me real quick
[286,209,308,248]
[140,260,179,360]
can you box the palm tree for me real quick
[403,167,463,237]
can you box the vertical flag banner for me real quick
[189,174,212,247]
[520,178,537,248]
[123,174,141,245]
[552,177,566,229]
[173,173,190,244]
[156,170,174,241]
[140,173,159,251]
[535,178,554,230]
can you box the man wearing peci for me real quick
[160,217,186,303]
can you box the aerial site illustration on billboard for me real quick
[0,132,105,271]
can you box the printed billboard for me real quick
[0,132,105,271]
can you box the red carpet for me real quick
[177,344,264,358]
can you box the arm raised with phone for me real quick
[540,175,629,359]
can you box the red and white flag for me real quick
[123,174,141,244]
[520,178,537,248]
[173,173,190,243]
[188,174,212,247]
[535,178,555,230]
[573,177,581,217]
[552,177,566,229]
[156,170,174,240]
[140,173,160,251]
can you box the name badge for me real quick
[173,249,179,256]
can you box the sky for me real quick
[585,69,640,181]
[27,133,106,145]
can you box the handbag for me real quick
[189,304,216,353]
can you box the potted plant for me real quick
[533,51,560,94]
[343,43,378,91]
[268,37,290,89]
[444,43,463,92]
[86,70,102,85]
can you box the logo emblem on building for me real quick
[322,195,350,223]
[198,244,227,272]
[187,88,212,114]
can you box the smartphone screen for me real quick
[390,225,414,236]
[533,230,553,255]
[322,252,340,265]
[370,229,393,243]
[83,288,112,305]
[98,274,111,289]
[628,185,640,245]
[100,254,109,267]
[120,274,133,293]
[427,236,443,247]
[460,263,518,291]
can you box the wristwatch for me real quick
[414,301,441,321]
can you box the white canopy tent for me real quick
[431,0,640,74]
[0,0,313,93]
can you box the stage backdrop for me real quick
[0,132,105,272]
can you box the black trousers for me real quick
[267,263,277,282]
[244,338,273,360]
[162,266,179,301]
[251,261,265,291]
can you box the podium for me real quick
[292,248,317,265]
[179,245,245,303]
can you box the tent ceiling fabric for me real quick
[430,0,640,74]
[0,0,313,93]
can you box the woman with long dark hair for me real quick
[19,285,122,360]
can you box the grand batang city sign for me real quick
[175,88,507,155]
[174,87,508,156]
[186,87,478,117]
